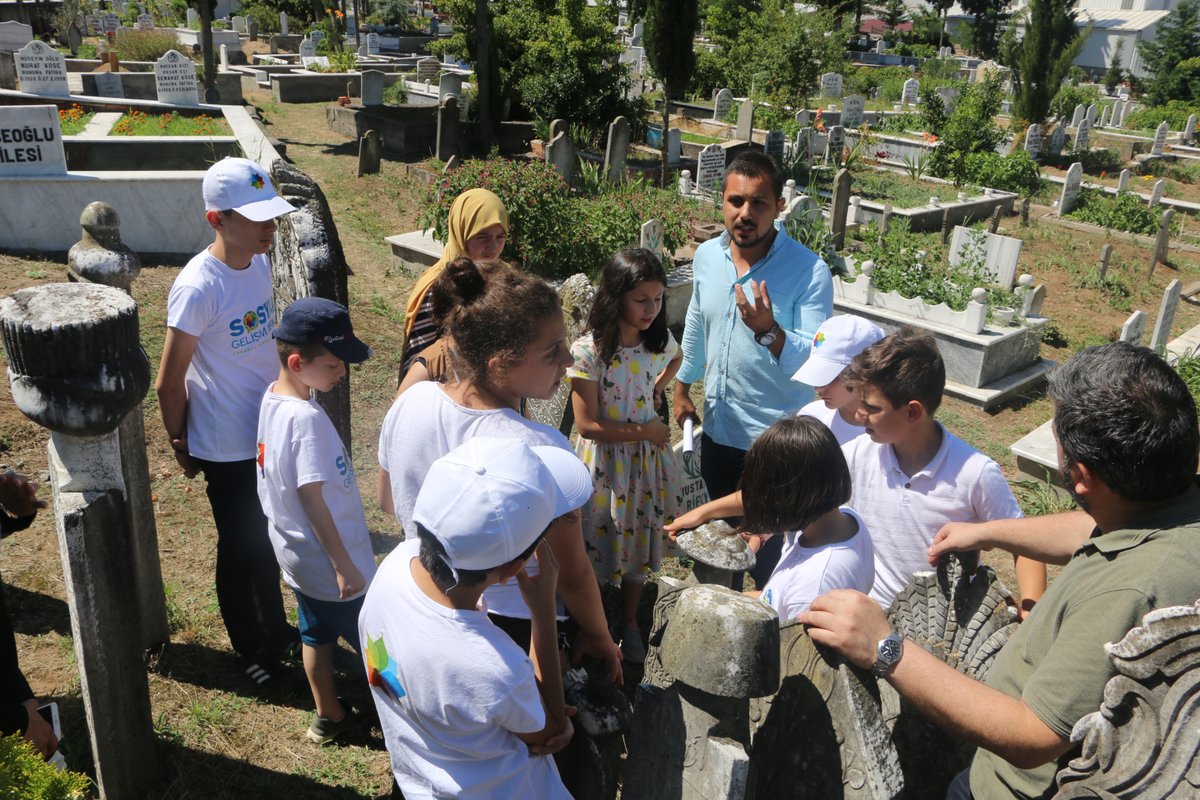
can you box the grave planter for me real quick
[530,138,545,158]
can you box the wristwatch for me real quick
[871,631,904,677]
[754,323,782,347]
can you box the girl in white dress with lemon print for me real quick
[569,248,683,663]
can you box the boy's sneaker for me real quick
[615,623,646,664]
[307,699,360,745]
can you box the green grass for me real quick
[680,131,722,145]
[58,104,94,136]
[110,110,231,136]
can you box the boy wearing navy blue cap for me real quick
[257,296,376,744]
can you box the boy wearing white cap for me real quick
[155,157,300,688]
[792,315,886,445]
[359,438,588,799]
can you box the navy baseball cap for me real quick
[276,297,372,363]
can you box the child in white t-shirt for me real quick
[360,438,591,799]
[792,314,885,446]
[257,297,376,744]
[738,416,875,620]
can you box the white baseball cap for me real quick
[202,157,297,221]
[792,315,886,387]
[413,438,593,573]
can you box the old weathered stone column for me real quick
[675,520,756,587]
[0,283,157,800]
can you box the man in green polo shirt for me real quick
[799,341,1200,800]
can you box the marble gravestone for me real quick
[820,72,843,99]
[136,14,153,30]
[1149,179,1166,207]
[0,105,67,176]
[1117,168,1130,192]
[1185,114,1197,145]
[231,15,247,32]
[764,130,785,165]
[359,70,384,106]
[366,31,380,55]
[1151,121,1169,157]
[1059,162,1083,215]
[1024,123,1042,158]
[696,142,725,195]
[1071,104,1086,128]
[94,71,124,98]
[713,88,734,121]
[1074,119,1090,153]
[735,99,754,141]
[15,40,69,97]
[842,94,865,128]
[299,37,316,59]
[0,20,33,51]
[1047,125,1065,158]
[101,13,119,34]
[949,226,1023,288]
[154,50,199,105]
[186,7,199,26]
[279,11,289,35]
[826,125,845,163]
[416,56,439,81]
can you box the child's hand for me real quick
[515,540,559,612]
[0,471,47,518]
[336,563,366,599]
[642,418,670,447]
[664,506,711,541]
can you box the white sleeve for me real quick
[293,409,334,488]
[491,663,546,735]
[974,458,1024,521]
[167,283,216,336]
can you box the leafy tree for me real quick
[958,0,1006,58]
[1002,0,1087,125]
[1103,39,1125,94]
[927,76,1004,184]
[878,0,908,33]
[904,8,943,47]
[927,0,954,49]
[1139,0,1200,105]
[645,0,698,185]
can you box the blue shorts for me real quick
[293,589,364,651]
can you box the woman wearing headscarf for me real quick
[400,188,509,379]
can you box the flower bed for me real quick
[110,111,231,136]
[58,104,95,136]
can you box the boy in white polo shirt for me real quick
[156,157,300,688]
[257,297,376,744]
[359,438,588,799]
[842,326,1046,610]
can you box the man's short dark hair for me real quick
[1050,342,1198,502]
[845,325,946,415]
[721,150,784,199]
[416,523,546,593]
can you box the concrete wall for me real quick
[1076,28,1157,78]
[274,70,404,103]
[325,103,437,155]
[64,137,241,171]
[81,71,244,104]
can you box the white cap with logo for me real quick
[413,438,593,574]
[792,315,886,388]
[202,157,297,221]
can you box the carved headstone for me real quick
[1149,278,1182,351]
[713,88,733,121]
[696,142,725,195]
[435,94,460,162]
[604,115,630,184]
[735,99,754,141]
[1024,123,1042,158]
[1047,125,1065,158]
[1074,119,1090,152]
[901,78,919,106]
[0,104,66,176]
[1120,310,1147,344]
[674,520,755,587]
[764,129,785,165]
[1059,162,1083,215]
[357,129,381,175]
[154,49,198,105]
[843,94,865,128]
[1117,168,1130,192]
[1152,121,1169,157]
[1149,179,1166,206]
[830,167,852,249]
[0,20,34,51]
[15,40,69,97]
[820,71,843,98]
[359,69,383,106]
[546,129,576,186]
[826,125,845,164]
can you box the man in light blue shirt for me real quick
[673,151,833,584]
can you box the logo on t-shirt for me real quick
[366,634,406,701]
[257,442,265,473]
[336,452,354,489]
[228,302,274,350]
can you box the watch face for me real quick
[879,637,902,664]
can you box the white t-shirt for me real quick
[759,507,874,621]
[797,400,866,445]
[167,249,278,461]
[378,381,573,618]
[843,424,1023,607]
[256,388,377,602]
[359,539,570,800]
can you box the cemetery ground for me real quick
[3,90,1200,798]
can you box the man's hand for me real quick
[526,710,575,757]
[22,700,57,759]
[572,629,624,686]
[799,590,892,670]
[335,562,366,599]
[0,472,47,518]
[928,521,993,567]
[673,382,698,427]
[734,279,775,337]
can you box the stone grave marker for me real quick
[735,99,754,141]
[842,94,865,128]
[1120,310,1147,344]
[94,71,124,97]
[1047,125,1065,157]
[436,94,460,161]
[279,11,289,35]
[764,129,785,164]
[0,105,66,176]
[358,43,367,58]
[667,127,681,164]
[712,88,733,120]
[101,13,119,34]
[604,115,631,183]
[1152,121,1169,156]
[1071,103,1086,128]
[1150,179,1166,206]
[248,20,257,41]
[830,167,851,249]
[949,226,1023,288]
[358,129,381,175]
[1086,102,1097,125]
[231,15,247,32]
[901,77,919,106]
[416,56,439,81]
[309,29,324,46]
[1150,279,1183,351]
[136,13,153,29]
[795,109,809,127]
[15,40,69,97]
[0,20,33,51]
[640,218,663,256]
[696,142,725,195]
[154,49,199,105]
[546,130,576,184]
[299,37,316,58]
[1059,162,1083,215]
[360,69,383,106]
[820,71,843,98]
[826,124,845,163]
[366,31,380,55]
[438,72,462,101]
[186,7,199,26]
[936,86,959,112]
[1150,209,1175,277]
[1024,123,1042,158]
[66,23,83,55]
[1074,118,1090,152]
[630,21,643,45]
[302,55,329,69]
[219,43,229,72]
[1117,168,1130,192]
[84,14,99,35]
[794,126,812,165]
[1186,114,1197,144]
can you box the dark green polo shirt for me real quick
[970,487,1200,799]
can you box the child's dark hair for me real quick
[428,257,509,334]
[587,248,670,364]
[276,339,329,367]
[430,257,562,383]
[844,325,945,415]
[738,416,851,535]
[416,523,547,593]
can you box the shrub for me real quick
[1048,82,1100,121]
[0,734,92,800]
[926,77,1005,186]
[382,80,407,105]
[238,1,280,33]
[1065,189,1178,236]
[417,157,699,280]
[962,150,1044,196]
[76,44,97,59]
[114,29,180,61]
[1124,100,1200,132]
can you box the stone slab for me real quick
[0,104,66,176]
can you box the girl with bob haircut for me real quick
[568,248,682,663]
[738,416,875,620]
